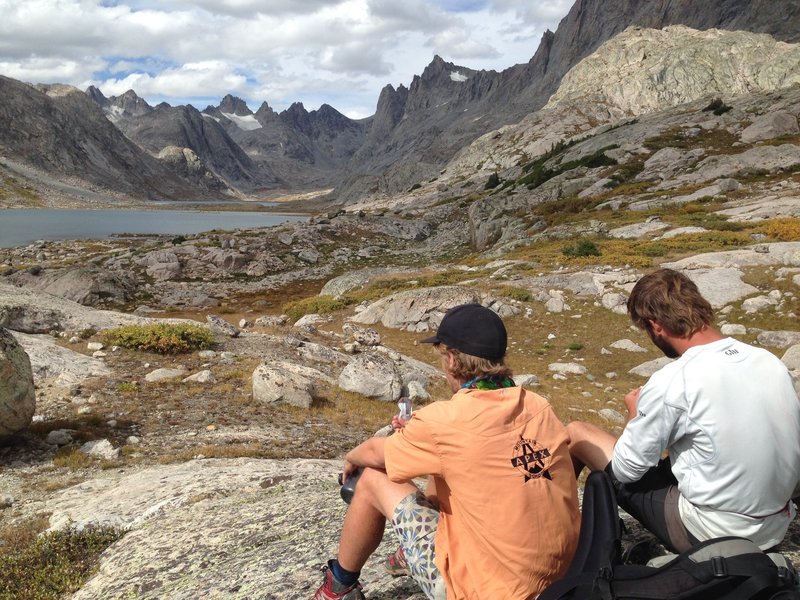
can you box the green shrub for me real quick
[518,163,554,189]
[700,219,747,232]
[102,323,213,354]
[758,217,800,241]
[497,286,533,302]
[117,382,138,394]
[567,342,584,351]
[52,447,95,470]
[0,524,123,600]
[639,243,669,257]
[563,239,601,257]
[283,295,349,321]
[608,161,645,184]
[518,144,618,191]
[579,152,618,169]
[77,328,96,340]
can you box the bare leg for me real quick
[336,467,419,572]
[566,421,618,477]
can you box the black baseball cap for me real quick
[420,303,507,359]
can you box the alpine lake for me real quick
[0,203,307,248]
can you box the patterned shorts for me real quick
[391,492,446,600]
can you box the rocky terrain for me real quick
[1,13,800,600]
[2,0,800,207]
[1,232,799,599]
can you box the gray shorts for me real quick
[605,459,699,553]
[390,492,446,600]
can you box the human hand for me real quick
[342,459,359,484]
[391,415,408,430]
[624,387,641,421]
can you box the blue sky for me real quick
[0,0,574,118]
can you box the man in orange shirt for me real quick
[312,304,580,600]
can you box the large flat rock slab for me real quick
[11,331,110,382]
[662,242,800,270]
[57,458,426,600]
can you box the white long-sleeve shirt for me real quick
[612,337,800,549]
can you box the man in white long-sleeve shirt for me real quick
[567,268,800,552]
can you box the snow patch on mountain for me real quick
[221,111,262,131]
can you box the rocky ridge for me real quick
[4,0,800,206]
[546,26,800,115]
[1,236,799,598]
[1,17,800,600]
[0,76,225,204]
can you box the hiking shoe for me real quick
[312,561,365,600]
[383,545,410,577]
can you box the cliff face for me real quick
[545,26,800,114]
[117,103,275,191]
[3,71,800,598]
[532,0,800,88]
[6,0,800,205]
[336,0,800,202]
[0,76,220,200]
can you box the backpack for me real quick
[540,470,800,600]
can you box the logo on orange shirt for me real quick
[510,437,552,482]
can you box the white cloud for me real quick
[98,61,250,98]
[489,0,574,27]
[0,0,573,115]
[0,56,104,86]
[163,0,336,17]
[430,27,501,61]
[317,42,393,75]
[367,0,451,32]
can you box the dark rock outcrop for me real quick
[0,76,220,200]
[336,0,800,201]
[117,102,275,191]
[86,87,153,121]
[8,267,137,307]
[8,0,800,205]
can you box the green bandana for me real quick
[462,375,516,390]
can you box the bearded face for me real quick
[645,322,680,359]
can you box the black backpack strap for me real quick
[539,470,622,600]
[592,566,615,600]
[565,470,622,575]
[537,571,599,600]
[716,554,783,600]
[608,538,782,600]
[538,566,622,600]
[542,532,800,600]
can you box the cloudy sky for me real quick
[0,0,574,119]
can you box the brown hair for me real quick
[435,344,513,381]
[627,268,714,337]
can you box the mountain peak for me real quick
[218,94,252,116]
[419,54,477,86]
[421,55,454,79]
[86,85,108,107]
[285,102,307,114]
[255,101,277,122]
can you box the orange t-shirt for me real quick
[384,386,580,600]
